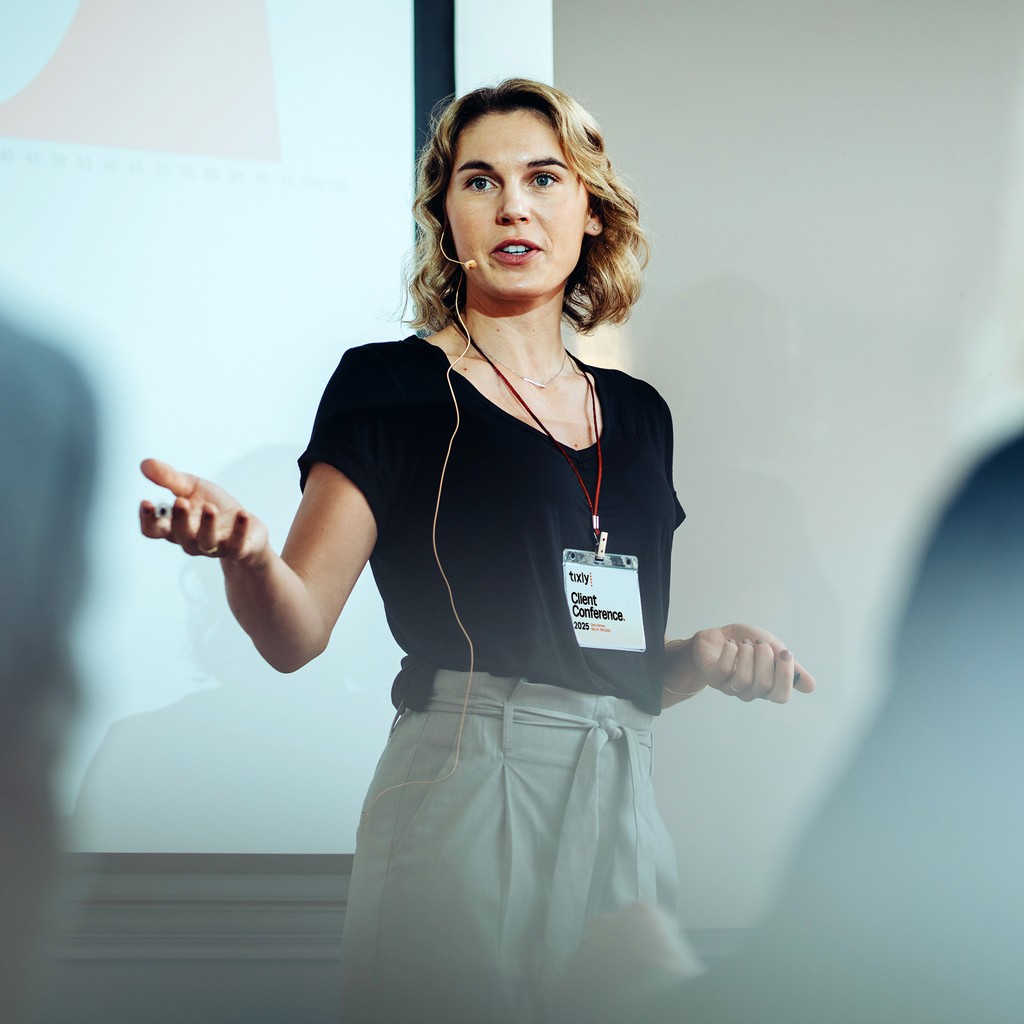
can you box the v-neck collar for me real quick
[409,335,607,456]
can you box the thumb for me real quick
[140,458,200,498]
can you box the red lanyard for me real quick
[469,339,606,553]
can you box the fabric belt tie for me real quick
[425,682,657,988]
[538,712,656,990]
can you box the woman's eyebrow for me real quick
[454,157,570,174]
[455,160,495,174]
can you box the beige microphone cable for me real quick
[358,270,477,851]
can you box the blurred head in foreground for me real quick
[563,428,1024,1023]
[0,315,96,1022]
[684,429,1024,1022]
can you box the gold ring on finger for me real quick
[198,543,220,557]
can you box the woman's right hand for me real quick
[138,458,268,565]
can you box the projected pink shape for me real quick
[0,0,281,160]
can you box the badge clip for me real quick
[595,530,609,561]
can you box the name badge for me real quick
[563,549,646,652]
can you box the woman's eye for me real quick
[467,176,491,191]
[534,172,556,187]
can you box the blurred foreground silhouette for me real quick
[564,429,1024,1024]
[0,316,96,1023]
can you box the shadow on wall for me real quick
[663,272,843,646]
[71,445,399,853]
[650,273,848,929]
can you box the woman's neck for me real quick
[459,303,566,380]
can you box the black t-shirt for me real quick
[298,336,684,714]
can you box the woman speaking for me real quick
[140,78,814,1023]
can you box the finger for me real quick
[704,638,739,690]
[195,503,222,556]
[140,458,201,499]
[139,500,171,539]
[169,496,203,549]
[217,509,252,562]
[747,639,776,701]
[727,639,756,696]
[765,648,796,704]
[793,662,816,693]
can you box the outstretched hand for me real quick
[664,624,816,707]
[138,458,268,565]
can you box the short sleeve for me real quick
[673,492,686,528]
[654,384,685,528]
[297,344,413,537]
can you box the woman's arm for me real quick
[662,626,816,709]
[139,459,376,673]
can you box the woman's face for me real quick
[444,109,599,314]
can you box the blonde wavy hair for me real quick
[407,78,649,335]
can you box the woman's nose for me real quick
[497,187,530,224]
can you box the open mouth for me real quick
[491,240,540,266]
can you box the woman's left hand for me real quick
[662,625,816,707]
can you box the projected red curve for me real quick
[0,0,281,160]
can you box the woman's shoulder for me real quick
[329,334,442,383]
[309,336,443,416]
[585,360,673,417]
[339,334,435,368]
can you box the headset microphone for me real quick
[440,236,476,271]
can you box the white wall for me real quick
[455,0,553,93]
[555,0,1024,928]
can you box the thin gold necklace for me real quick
[472,341,569,389]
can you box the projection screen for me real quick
[0,0,415,852]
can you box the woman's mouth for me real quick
[492,240,538,265]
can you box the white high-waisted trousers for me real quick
[339,670,680,1024]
